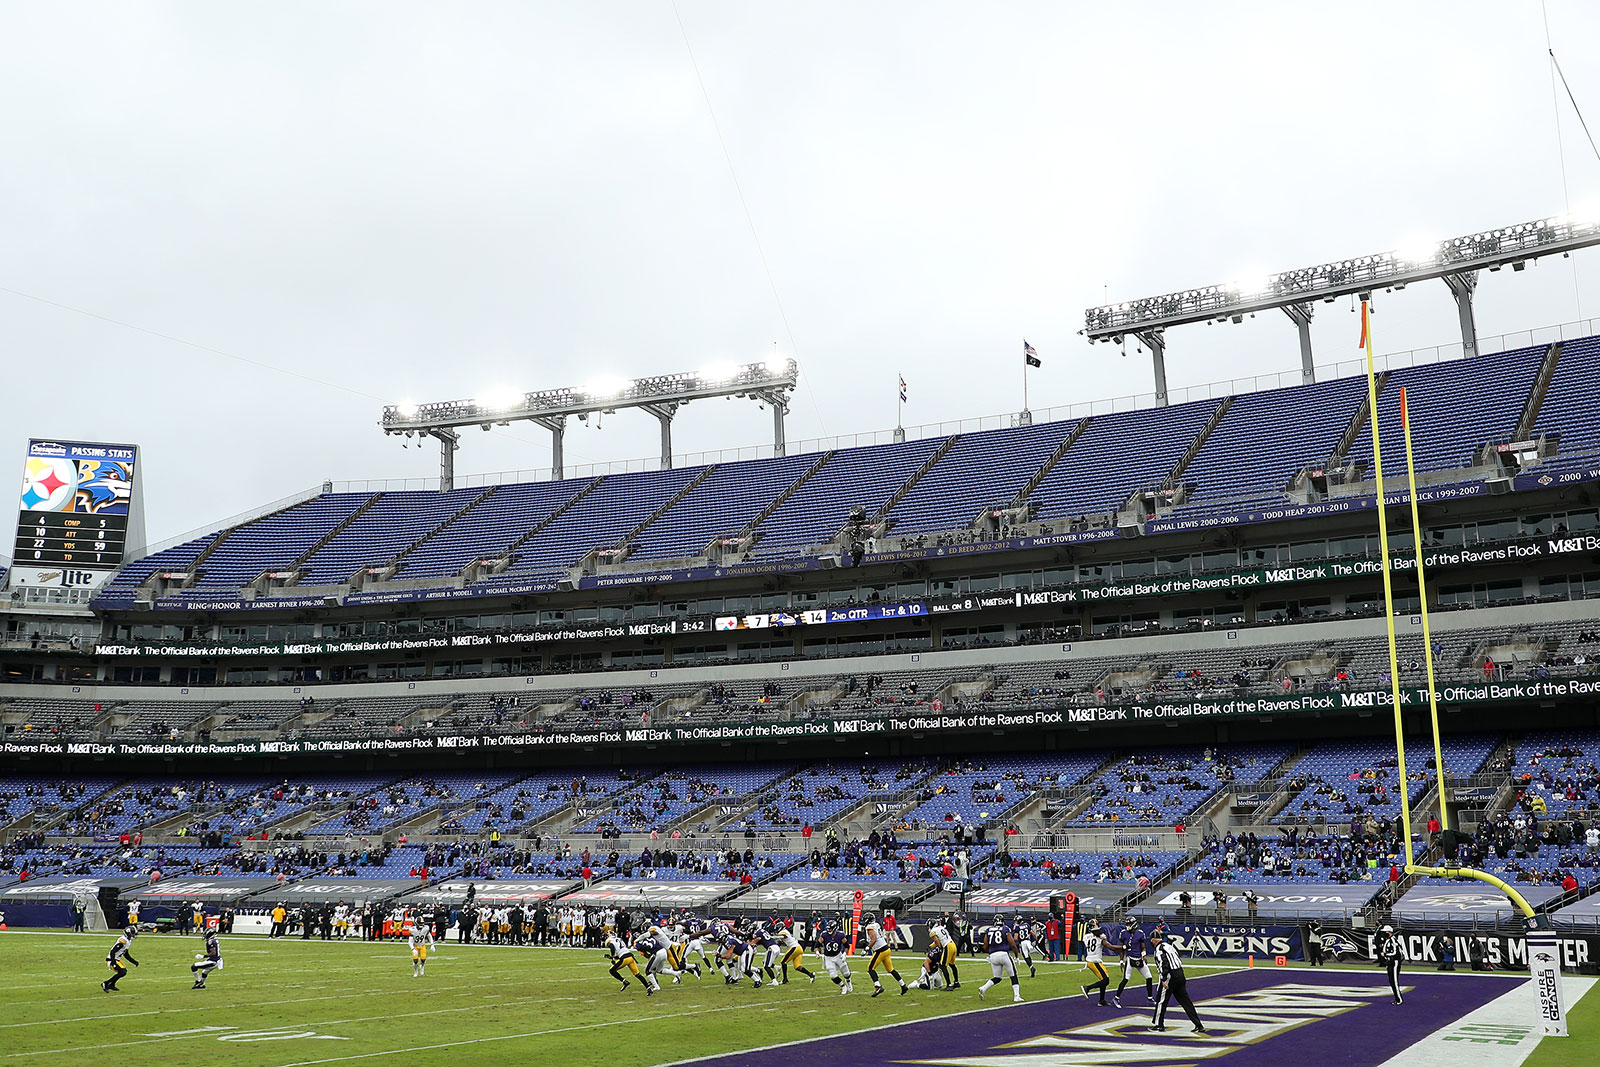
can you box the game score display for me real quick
[13,439,138,570]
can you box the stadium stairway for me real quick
[288,492,384,572]
[872,434,962,524]
[480,476,605,579]
[1162,397,1233,493]
[737,449,837,547]
[612,465,721,553]
[380,484,500,574]
[1010,419,1090,506]
[1515,342,1564,440]
[1327,369,1390,471]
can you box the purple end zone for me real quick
[681,968,1524,1067]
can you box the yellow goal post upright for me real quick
[1359,298,1534,913]
[1362,299,1567,1038]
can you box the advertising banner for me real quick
[1116,921,1304,961]
[255,878,422,904]
[719,881,926,912]
[133,878,283,903]
[1324,926,1598,975]
[939,881,1130,913]
[410,879,576,905]
[1529,929,1569,1036]
[1136,883,1385,921]
[558,882,735,908]
[11,678,1600,758]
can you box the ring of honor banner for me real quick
[11,439,143,590]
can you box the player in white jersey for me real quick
[860,915,909,997]
[333,902,350,938]
[408,925,434,977]
[1079,920,1111,1006]
[773,924,815,984]
[913,921,957,989]
[606,932,657,994]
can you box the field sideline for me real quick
[0,929,1591,1066]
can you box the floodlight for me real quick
[763,357,788,376]
[1394,236,1439,267]
[697,361,739,383]
[395,401,418,419]
[474,386,523,413]
[1227,274,1272,298]
[581,374,630,400]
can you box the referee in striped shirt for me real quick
[1149,928,1207,1034]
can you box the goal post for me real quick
[1360,300,1566,1036]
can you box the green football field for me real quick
[0,930,1591,1066]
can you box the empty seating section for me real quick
[95,534,217,602]
[1029,401,1214,520]
[1176,376,1367,512]
[430,771,610,835]
[191,493,372,592]
[992,850,1185,883]
[496,467,705,581]
[1070,745,1292,827]
[1347,345,1545,479]
[739,760,933,830]
[296,487,483,585]
[887,422,1070,535]
[303,774,520,836]
[1275,736,1498,825]
[904,753,1109,829]
[748,438,944,558]
[630,453,817,560]
[572,764,794,833]
[400,479,590,580]
[1534,335,1600,454]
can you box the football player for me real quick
[1017,917,1039,978]
[820,918,854,994]
[773,923,815,985]
[191,925,223,989]
[934,917,961,988]
[408,923,434,978]
[1114,921,1155,1006]
[976,915,1023,1002]
[1079,919,1111,1006]
[101,926,140,992]
[860,913,909,997]
[607,931,656,994]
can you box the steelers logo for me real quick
[20,456,77,511]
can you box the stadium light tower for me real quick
[381,358,799,489]
[1083,211,1600,404]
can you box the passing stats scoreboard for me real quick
[9,439,146,590]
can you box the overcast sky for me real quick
[4,1,1600,554]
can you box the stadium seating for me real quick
[188,493,374,592]
[85,341,1600,606]
[1029,401,1215,520]
[887,422,1070,535]
[1347,344,1546,479]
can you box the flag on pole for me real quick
[898,375,908,403]
[1024,340,1041,368]
[1358,301,1370,350]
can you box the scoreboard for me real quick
[10,439,142,589]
